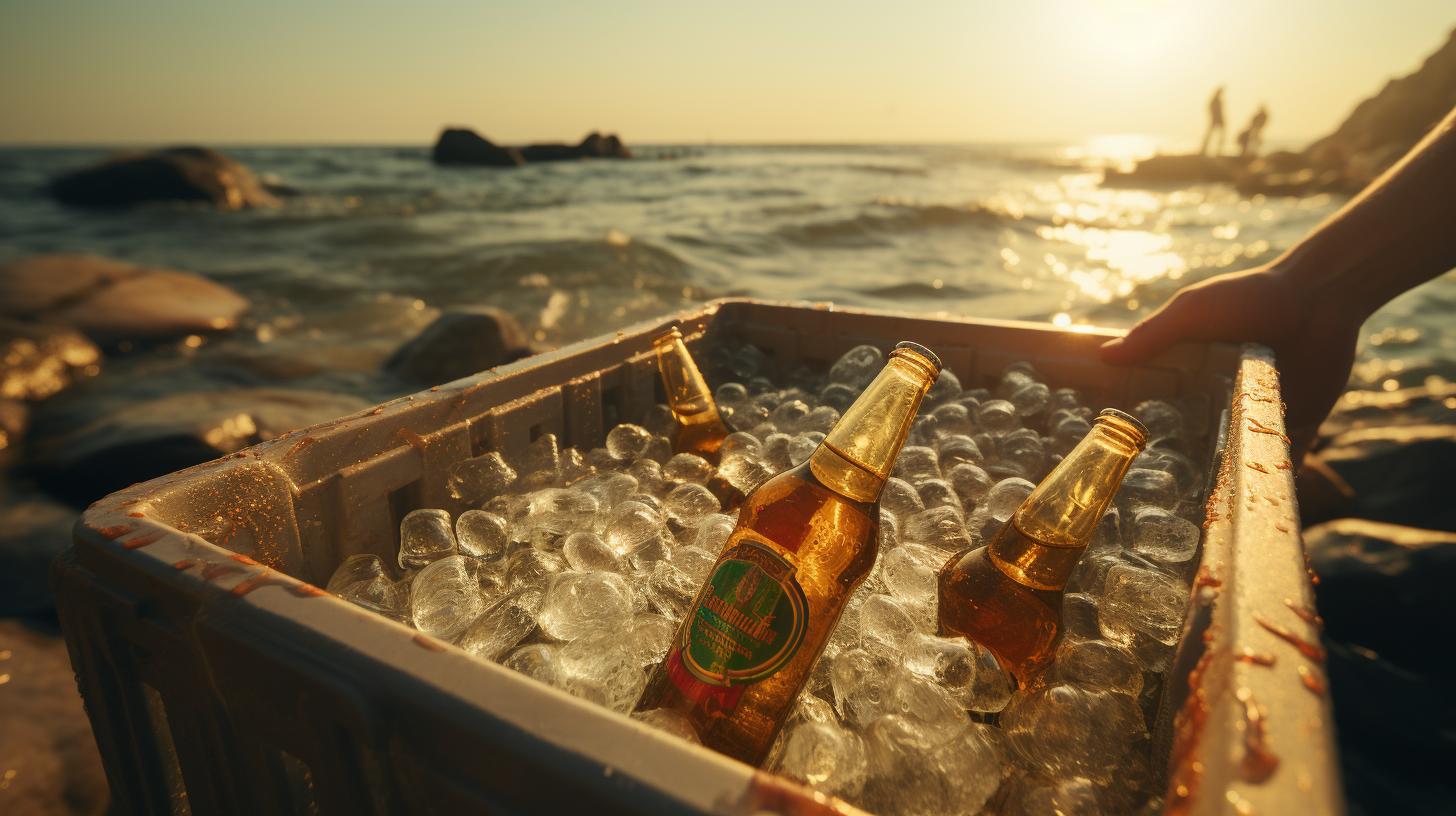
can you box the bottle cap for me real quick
[1097,408,1149,446]
[651,326,683,346]
[890,341,942,375]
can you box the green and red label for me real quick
[674,537,807,697]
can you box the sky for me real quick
[2,0,1453,146]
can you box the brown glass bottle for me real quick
[636,342,942,765]
[653,327,732,465]
[937,408,1147,684]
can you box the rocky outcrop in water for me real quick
[0,319,101,402]
[385,306,533,385]
[432,128,632,166]
[49,146,280,209]
[0,255,250,343]
[432,128,527,166]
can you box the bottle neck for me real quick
[990,412,1146,590]
[809,349,939,503]
[654,331,726,430]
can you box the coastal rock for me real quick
[0,621,111,816]
[0,489,79,617]
[49,146,279,210]
[432,128,526,166]
[519,131,633,162]
[28,388,371,504]
[1306,518,1456,675]
[1101,154,1244,186]
[384,306,533,385]
[0,255,249,342]
[0,318,101,402]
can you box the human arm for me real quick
[1100,104,1456,462]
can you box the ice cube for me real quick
[788,432,824,466]
[458,587,544,660]
[631,709,701,744]
[1001,775,1104,816]
[831,647,903,726]
[935,434,982,472]
[796,406,840,436]
[890,673,970,744]
[1099,563,1190,646]
[878,510,900,550]
[1008,382,1050,417]
[718,450,776,495]
[776,722,868,798]
[859,594,919,657]
[627,459,668,497]
[1062,592,1102,642]
[1130,507,1199,563]
[1055,638,1144,697]
[986,477,1035,521]
[538,572,636,642]
[327,554,408,620]
[819,382,859,414]
[905,634,977,691]
[604,501,667,558]
[456,510,509,562]
[1134,399,1185,441]
[639,403,680,439]
[978,399,1020,434]
[964,641,1014,713]
[446,452,517,505]
[512,434,563,491]
[410,555,485,641]
[664,483,721,528]
[562,532,622,572]
[829,344,886,390]
[577,472,640,508]
[504,547,567,592]
[645,561,699,620]
[558,632,646,714]
[996,431,1046,481]
[903,506,970,554]
[398,508,457,570]
[922,369,960,409]
[503,643,562,687]
[892,446,941,486]
[1116,468,1179,510]
[663,453,713,485]
[1000,681,1144,784]
[642,435,674,465]
[882,547,936,607]
[729,344,766,379]
[630,612,677,667]
[606,423,653,461]
[915,479,962,515]
[929,404,974,439]
[770,400,811,433]
[880,478,925,522]
[671,545,718,584]
[947,463,994,512]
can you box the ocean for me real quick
[2,143,1454,403]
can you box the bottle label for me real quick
[676,536,807,692]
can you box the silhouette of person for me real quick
[1240,104,1269,158]
[1200,87,1226,156]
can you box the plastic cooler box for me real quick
[52,299,1343,816]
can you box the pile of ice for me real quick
[325,341,1209,816]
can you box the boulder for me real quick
[385,307,533,385]
[0,621,112,816]
[519,131,634,162]
[0,255,249,343]
[27,387,372,505]
[1305,518,1456,675]
[1101,154,1246,186]
[0,319,101,402]
[49,146,280,210]
[432,128,526,166]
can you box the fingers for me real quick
[1099,293,1199,365]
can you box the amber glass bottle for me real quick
[653,327,732,465]
[937,408,1147,684]
[636,342,942,765]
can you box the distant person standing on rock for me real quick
[1200,86,1226,156]
[1239,104,1270,159]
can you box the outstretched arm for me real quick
[1101,104,1456,462]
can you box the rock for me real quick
[0,319,101,402]
[0,255,250,342]
[432,128,526,166]
[1304,29,1456,187]
[0,489,79,617]
[1305,518,1456,675]
[28,387,372,505]
[49,146,279,210]
[384,307,533,385]
[519,131,633,162]
[0,399,28,474]
[0,620,112,816]
[1101,154,1245,186]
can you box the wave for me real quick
[777,203,1029,246]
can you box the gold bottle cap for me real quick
[652,326,683,346]
[890,341,942,377]
[1096,408,1149,448]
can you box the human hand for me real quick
[1099,264,1365,464]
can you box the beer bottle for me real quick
[937,408,1147,684]
[636,342,942,765]
[653,327,732,465]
